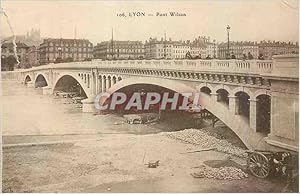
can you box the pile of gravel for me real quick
[191,165,248,180]
[163,128,247,157]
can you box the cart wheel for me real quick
[248,152,270,178]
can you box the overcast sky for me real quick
[0,0,299,44]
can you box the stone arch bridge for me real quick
[19,55,299,151]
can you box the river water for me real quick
[1,80,196,138]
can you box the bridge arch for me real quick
[212,85,232,95]
[197,83,214,91]
[235,91,250,118]
[197,83,213,95]
[106,77,263,149]
[216,88,229,106]
[34,73,49,88]
[51,73,90,97]
[107,76,196,96]
[24,74,32,85]
[232,86,254,99]
[253,89,270,99]
[200,86,212,95]
[256,94,271,134]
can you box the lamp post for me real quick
[149,38,152,59]
[213,39,216,59]
[226,25,230,59]
[58,47,62,59]
[164,31,167,59]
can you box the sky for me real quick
[0,0,299,44]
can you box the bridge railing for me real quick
[94,59,273,74]
[20,59,273,75]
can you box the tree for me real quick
[1,55,17,71]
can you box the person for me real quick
[258,54,264,60]
[248,52,254,60]
[206,54,211,59]
[185,51,192,59]
[243,54,247,60]
[231,52,236,59]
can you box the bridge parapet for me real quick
[265,54,299,79]
[95,59,273,74]
[20,59,273,75]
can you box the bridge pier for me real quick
[228,95,238,114]
[264,54,299,151]
[90,71,96,95]
[108,77,112,89]
[82,96,96,113]
[95,74,100,94]
[210,93,218,102]
[98,76,103,94]
[266,87,298,151]
[102,78,106,92]
[26,81,34,88]
[42,86,52,95]
[105,78,109,91]
[82,69,98,113]
[249,99,257,131]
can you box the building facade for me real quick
[93,41,145,60]
[39,38,93,64]
[173,41,190,59]
[1,42,29,71]
[191,36,218,59]
[145,36,218,60]
[24,46,40,68]
[205,42,218,58]
[258,41,299,59]
[145,38,174,59]
[218,41,259,59]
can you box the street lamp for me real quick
[164,31,167,59]
[226,25,231,59]
[149,38,152,59]
[213,39,216,59]
[58,47,62,58]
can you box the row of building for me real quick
[1,38,93,71]
[93,36,298,60]
[1,36,299,71]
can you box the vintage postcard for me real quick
[0,0,299,193]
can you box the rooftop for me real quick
[1,42,29,49]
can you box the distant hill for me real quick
[2,35,42,46]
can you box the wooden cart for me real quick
[246,150,296,179]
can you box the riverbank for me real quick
[2,129,290,193]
